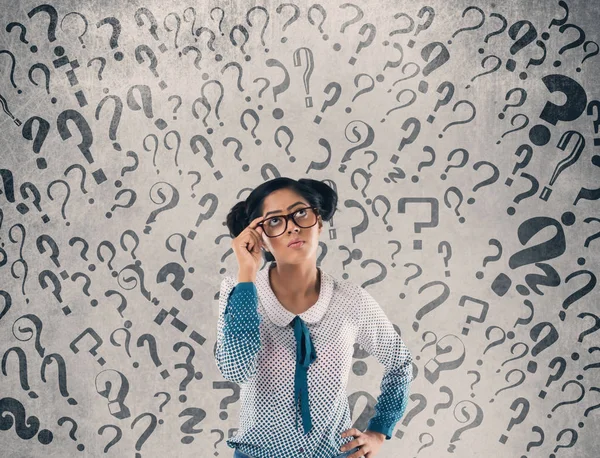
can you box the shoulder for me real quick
[323,270,361,305]
[338,277,382,310]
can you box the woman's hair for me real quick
[225,177,340,262]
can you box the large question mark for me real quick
[528,73,587,147]
[491,214,567,297]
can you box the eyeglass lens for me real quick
[263,207,317,237]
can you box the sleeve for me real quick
[354,286,414,440]
[214,276,262,383]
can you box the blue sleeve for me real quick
[214,276,262,383]
[354,287,414,440]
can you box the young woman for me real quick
[216,177,413,458]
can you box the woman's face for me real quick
[259,189,322,264]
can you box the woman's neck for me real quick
[270,262,321,300]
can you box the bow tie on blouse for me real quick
[291,315,317,435]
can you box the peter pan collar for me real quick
[255,262,334,327]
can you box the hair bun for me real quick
[226,200,251,238]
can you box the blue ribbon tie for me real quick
[292,316,317,435]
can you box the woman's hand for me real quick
[339,428,385,457]
[231,215,266,279]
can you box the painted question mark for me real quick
[118,150,140,183]
[577,40,600,71]
[97,16,124,61]
[156,261,195,300]
[394,394,429,441]
[398,197,439,251]
[558,267,595,322]
[448,6,484,45]
[466,161,500,205]
[293,47,314,107]
[439,100,476,138]
[275,2,300,43]
[187,171,201,197]
[154,391,171,412]
[467,370,481,397]
[314,81,342,125]
[87,56,107,80]
[504,20,539,78]
[169,94,182,119]
[548,380,585,419]
[57,416,84,451]
[144,181,179,233]
[475,238,502,280]
[438,241,451,277]
[388,240,401,267]
[2,346,38,398]
[526,321,559,374]
[117,260,159,304]
[538,356,567,399]
[539,130,585,202]
[60,12,88,48]
[422,81,454,125]
[458,296,489,337]
[213,381,240,420]
[496,113,529,145]
[498,87,527,120]
[5,21,30,48]
[12,314,45,357]
[131,412,159,457]
[440,147,468,181]
[0,397,53,444]
[348,23,376,66]
[57,109,107,185]
[22,115,50,169]
[106,188,137,219]
[411,145,436,183]
[127,84,168,130]
[551,427,579,455]
[345,73,374,113]
[552,23,585,69]
[528,73,587,147]
[95,93,124,151]
[504,144,533,188]
[496,342,529,374]
[498,397,529,446]
[95,369,131,419]
[465,55,502,89]
[447,400,483,453]
[491,214,567,297]
[424,334,465,383]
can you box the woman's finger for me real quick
[245,232,262,253]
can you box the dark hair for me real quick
[225,177,340,262]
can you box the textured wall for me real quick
[0,0,599,457]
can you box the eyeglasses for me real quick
[257,206,320,238]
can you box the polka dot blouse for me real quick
[215,261,414,457]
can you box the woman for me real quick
[216,177,413,458]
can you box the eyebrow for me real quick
[263,201,307,218]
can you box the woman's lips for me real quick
[288,241,304,248]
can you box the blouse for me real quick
[214,261,413,457]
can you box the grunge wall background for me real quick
[1,0,599,456]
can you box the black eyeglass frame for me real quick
[256,206,320,238]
